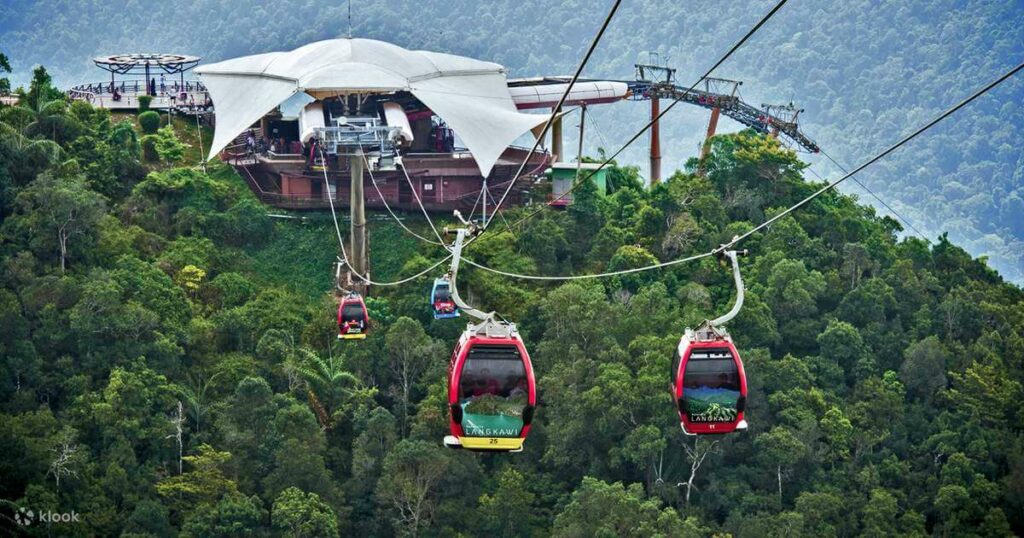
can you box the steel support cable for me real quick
[485,0,623,232]
[818,148,931,243]
[318,145,357,272]
[718,60,1024,253]
[359,145,445,246]
[398,161,448,245]
[804,164,926,243]
[317,145,451,286]
[337,254,454,286]
[486,187,515,235]
[465,183,485,223]
[440,60,1024,281]
[499,0,790,232]
[458,251,714,281]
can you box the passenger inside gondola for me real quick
[432,280,457,317]
[458,345,527,438]
[340,302,366,332]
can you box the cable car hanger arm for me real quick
[709,249,747,328]
[446,223,495,322]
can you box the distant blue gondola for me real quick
[431,278,460,319]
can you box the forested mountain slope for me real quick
[2,0,1023,282]
[1,71,1023,536]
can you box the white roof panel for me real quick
[196,38,546,175]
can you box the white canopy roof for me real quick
[196,38,549,176]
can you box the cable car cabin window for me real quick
[683,348,741,423]
[458,344,527,438]
[342,301,366,327]
[434,285,450,302]
[341,304,365,323]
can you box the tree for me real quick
[860,488,899,538]
[350,406,398,490]
[551,477,695,538]
[680,436,719,506]
[122,500,174,537]
[819,406,854,464]
[86,358,179,464]
[138,110,161,134]
[156,444,239,512]
[763,258,826,351]
[45,426,81,492]
[142,125,187,168]
[899,336,949,402]
[477,468,538,538]
[836,277,897,328]
[795,491,851,536]
[606,244,660,292]
[817,319,869,385]
[947,355,1022,429]
[385,317,437,436]
[661,212,701,257]
[840,242,877,289]
[0,52,10,96]
[180,493,262,538]
[272,487,340,538]
[218,376,277,492]
[261,400,340,504]
[10,172,105,272]
[286,347,361,429]
[16,65,63,111]
[375,440,451,537]
[756,426,808,500]
[175,264,206,297]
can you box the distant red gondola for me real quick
[337,293,369,340]
[445,327,536,452]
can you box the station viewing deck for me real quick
[68,80,210,112]
[67,52,211,114]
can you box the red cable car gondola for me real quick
[672,328,747,434]
[444,326,536,452]
[441,225,536,452]
[671,249,749,435]
[337,292,369,340]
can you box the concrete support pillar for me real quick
[649,97,662,185]
[349,149,367,292]
[551,105,563,163]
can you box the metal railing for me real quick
[69,79,207,97]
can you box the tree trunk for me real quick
[685,467,696,505]
[777,464,783,500]
[401,361,410,438]
[58,229,67,274]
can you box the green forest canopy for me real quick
[1,65,1023,537]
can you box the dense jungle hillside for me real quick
[1,64,1023,537]
[1,0,1023,283]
